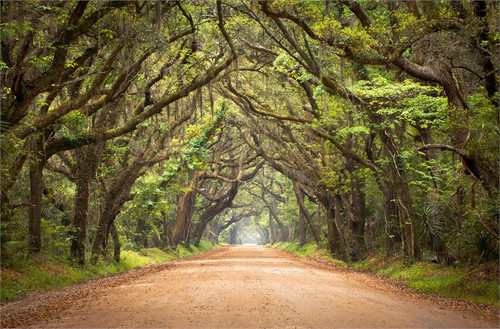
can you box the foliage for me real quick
[414,204,445,253]
[0,242,215,301]
[0,0,498,308]
[373,259,499,307]
[271,241,347,266]
[275,241,319,258]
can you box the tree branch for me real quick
[416,144,469,159]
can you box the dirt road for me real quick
[3,246,498,328]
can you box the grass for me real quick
[0,242,215,301]
[367,258,499,306]
[272,241,499,307]
[271,241,348,266]
[270,240,317,257]
[271,240,320,257]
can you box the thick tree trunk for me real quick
[212,222,220,244]
[110,222,120,262]
[229,226,237,244]
[293,183,322,244]
[202,225,210,242]
[91,166,141,263]
[325,193,348,261]
[275,217,287,242]
[299,212,306,246]
[317,201,323,234]
[161,217,171,248]
[474,0,499,108]
[91,216,110,263]
[466,152,499,199]
[92,203,129,262]
[92,222,106,262]
[334,195,350,261]
[28,134,45,254]
[70,145,99,265]
[91,212,119,263]
[438,67,470,147]
[171,173,200,246]
[326,203,335,255]
[257,224,269,245]
[342,126,366,261]
[264,198,287,242]
[192,182,239,247]
[192,212,216,247]
[349,178,366,261]
[268,212,275,244]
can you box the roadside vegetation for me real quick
[271,241,499,307]
[1,241,214,301]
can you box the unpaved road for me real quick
[2,246,498,328]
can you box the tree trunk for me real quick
[383,189,401,256]
[161,217,171,248]
[229,225,237,244]
[377,126,417,259]
[171,173,200,246]
[365,133,402,257]
[91,210,119,263]
[349,178,366,261]
[70,145,99,265]
[438,67,470,147]
[395,182,417,259]
[135,216,149,248]
[192,211,213,247]
[293,182,322,244]
[202,225,210,242]
[212,222,220,244]
[317,201,323,234]
[275,217,287,242]
[474,0,499,108]
[92,220,106,263]
[299,212,306,246]
[268,212,275,244]
[91,166,142,263]
[264,198,287,242]
[28,134,45,254]
[257,224,270,245]
[334,195,350,261]
[110,222,120,262]
[192,182,239,247]
[325,193,348,261]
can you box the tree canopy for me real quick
[1,0,498,267]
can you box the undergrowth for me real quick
[270,241,348,266]
[355,256,499,307]
[0,241,215,301]
[271,240,499,307]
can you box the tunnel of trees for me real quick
[1,0,498,268]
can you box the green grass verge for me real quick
[271,241,499,307]
[355,256,499,307]
[1,241,215,301]
[270,241,348,266]
[270,240,318,257]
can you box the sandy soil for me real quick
[2,245,498,328]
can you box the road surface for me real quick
[2,246,498,328]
